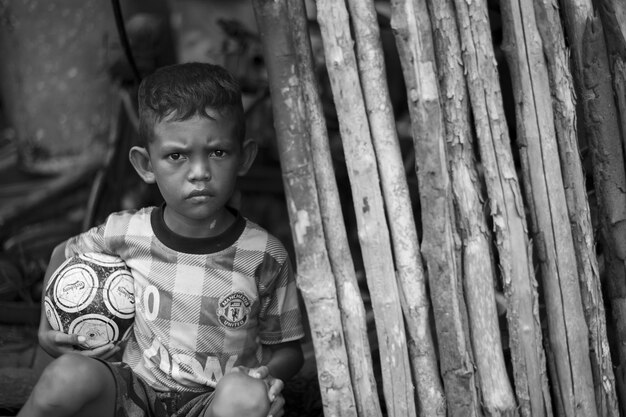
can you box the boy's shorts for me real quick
[97,360,215,417]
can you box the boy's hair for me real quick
[137,62,245,146]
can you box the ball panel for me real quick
[44,297,63,332]
[69,314,119,349]
[52,264,98,313]
[103,270,136,319]
[45,256,76,293]
[79,252,127,268]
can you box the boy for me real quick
[18,62,305,417]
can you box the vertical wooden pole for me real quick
[499,0,598,415]
[533,1,619,415]
[345,1,444,416]
[582,15,626,414]
[287,1,383,416]
[314,0,416,415]
[452,1,553,416]
[425,0,518,415]
[252,2,358,416]
[390,1,482,416]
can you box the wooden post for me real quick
[0,0,114,174]
[251,2,358,416]
[345,1,444,416]
[452,1,553,416]
[533,1,619,415]
[425,0,518,415]
[314,0,416,415]
[582,15,626,414]
[499,0,598,415]
[390,1,482,416]
[287,1,382,416]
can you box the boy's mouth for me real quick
[187,189,213,199]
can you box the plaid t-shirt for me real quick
[65,206,304,392]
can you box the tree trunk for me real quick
[345,1,445,416]
[390,1,481,416]
[500,0,598,415]
[425,0,517,415]
[314,1,416,415]
[252,2,358,416]
[533,1,619,415]
[452,1,553,416]
[582,15,626,415]
[286,1,382,416]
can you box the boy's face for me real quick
[130,108,256,234]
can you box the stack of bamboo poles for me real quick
[252,0,626,416]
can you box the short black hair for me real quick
[137,62,245,146]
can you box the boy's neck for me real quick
[162,206,235,239]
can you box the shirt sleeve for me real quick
[258,254,305,345]
[64,222,111,258]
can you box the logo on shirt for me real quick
[217,291,251,329]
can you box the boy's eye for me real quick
[211,150,226,158]
[168,153,182,161]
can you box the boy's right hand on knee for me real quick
[39,329,120,359]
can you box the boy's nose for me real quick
[188,159,211,180]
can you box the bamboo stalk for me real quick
[345,1,444,416]
[286,1,383,416]
[500,0,597,415]
[314,1,416,415]
[252,2,357,415]
[389,1,482,416]
[582,15,626,415]
[533,2,619,415]
[452,1,553,416]
[425,0,517,415]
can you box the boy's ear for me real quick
[129,146,156,184]
[237,139,258,176]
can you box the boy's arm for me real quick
[38,242,119,359]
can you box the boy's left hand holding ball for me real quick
[40,327,120,360]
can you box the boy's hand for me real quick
[248,365,285,417]
[39,329,120,360]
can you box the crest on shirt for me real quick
[217,291,251,329]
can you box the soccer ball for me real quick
[44,253,135,349]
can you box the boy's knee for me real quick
[211,371,271,417]
[32,353,106,409]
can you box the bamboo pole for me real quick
[499,0,597,415]
[582,15,626,414]
[425,0,517,415]
[389,1,482,416]
[314,1,416,415]
[345,1,444,416]
[533,1,619,415]
[452,1,553,416]
[286,1,382,416]
[252,2,357,415]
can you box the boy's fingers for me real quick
[80,343,118,358]
[250,365,269,379]
[51,331,83,346]
[268,394,285,417]
[268,378,284,401]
